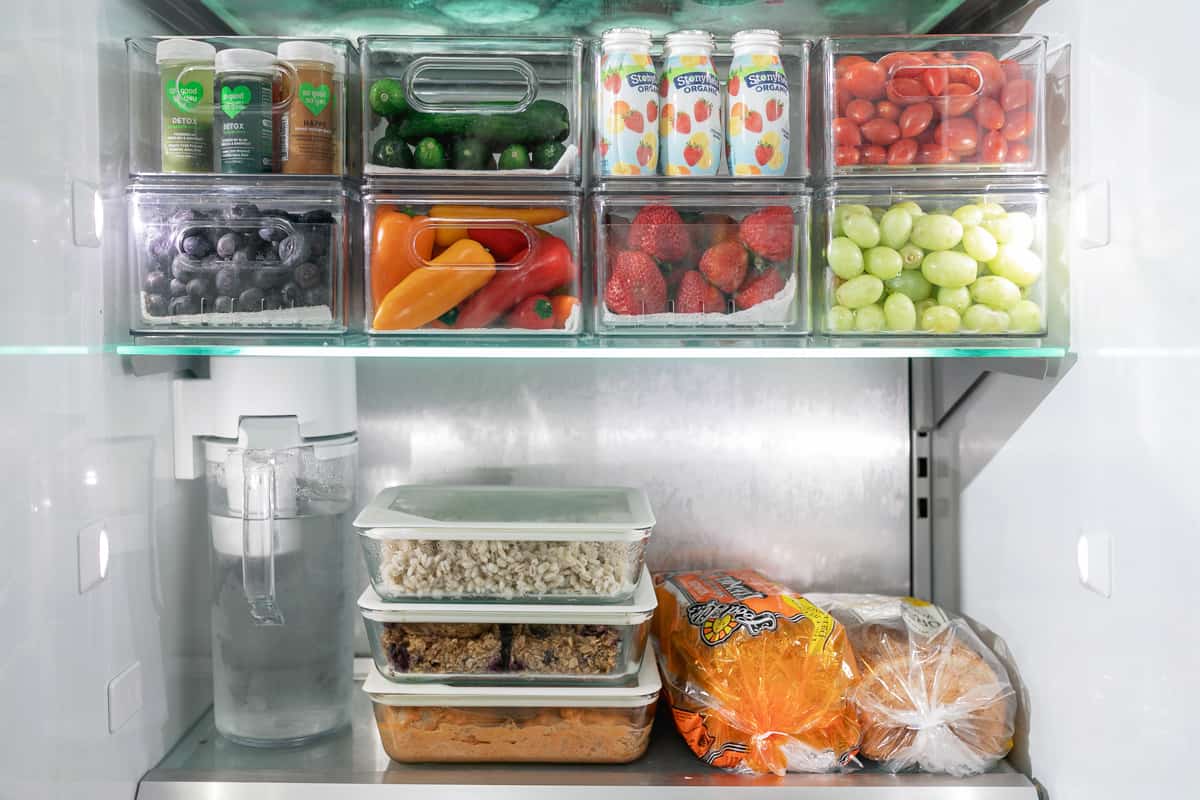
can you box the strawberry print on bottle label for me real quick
[660,31,722,177]
[727,30,789,177]
[598,28,658,176]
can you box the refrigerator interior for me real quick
[2,0,1197,799]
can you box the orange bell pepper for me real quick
[372,239,496,331]
[551,295,580,329]
[371,210,434,310]
[428,205,571,248]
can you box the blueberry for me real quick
[303,287,328,307]
[252,267,289,289]
[145,232,171,260]
[301,209,334,225]
[215,267,240,295]
[186,277,210,298]
[216,233,239,259]
[168,295,199,315]
[232,249,255,269]
[145,294,169,316]
[280,281,302,306]
[258,225,287,243]
[238,287,265,310]
[169,278,188,297]
[183,234,212,258]
[213,295,234,314]
[277,233,311,268]
[171,254,199,280]
[227,203,260,221]
[262,291,284,311]
[143,270,169,295]
[292,261,322,290]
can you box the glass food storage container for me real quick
[594,193,809,334]
[360,566,656,685]
[364,193,582,335]
[816,179,1049,339]
[127,178,349,333]
[360,36,583,184]
[353,485,655,603]
[126,36,359,177]
[364,651,660,763]
[815,35,1046,177]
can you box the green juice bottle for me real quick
[215,48,276,174]
[157,39,215,173]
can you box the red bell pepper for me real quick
[468,226,532,262]
[507,295,555,329]
[454,234,575,329]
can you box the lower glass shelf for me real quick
[138,679,1038,799]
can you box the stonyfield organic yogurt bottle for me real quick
[659,30,722,177]
[598,28,658,176]
[727,29,789,177]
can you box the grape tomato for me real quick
[980,130,1008,163]
[934,83,979,117]
[843,61,887,100]
[834,145,861,166]
[861,144,887,164]
[833,117,862,146]
[845,99,876,125]
[922,67,949,97]
[1000,59,1024,82]
[875,100,901,121]
[886,138,918,165]
[861,118,902,146]
[899,103,934,138]
[886,77,926,105]
[1001,79,1033,111]
[876,51,925,76]
[835,55,870,79]
[1006,141,1031,163]
[1002,111,1035,141]
[974,97,1005,130]
[934,118,979,155]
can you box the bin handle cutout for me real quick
[403,56,538,114]
[409,217,538,270]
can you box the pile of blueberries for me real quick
[141,202,336,318]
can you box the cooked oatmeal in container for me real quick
[353,486,655,603]
[360,567,656,684]
[364,652,661,763]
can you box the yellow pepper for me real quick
[427,205,571,248]
[372,239,496,331]
[370,210,434,310]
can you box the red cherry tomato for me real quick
[974,97,1005,131]
[1000,59,1024,82]
[949,64,982,89]
[875,100,901,121]
[1001,78,1033,111]
[934,118,979,155]
[845,98,876,125]
[835,80,854,115]
[886,77,927,105]
[876,52,925,77]
[899,102,934,138]
[835,55,870,79]
[917,141,959,164]
[832,117,862,146]
[887,138,918,165]
[917,125,937,144]
[1002,111,1035,141]
[1006,141,1031,163]
[923,66,949,97]
[963,52,1005,96]
[861,118,901,146]
[843,61,887,100]
[980,130,1008,163]
[934,51,959,63]
[934,83,979,117]
[861,144,887,164]
[834,145,861,166]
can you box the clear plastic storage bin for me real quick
[816,179,1049,339]
[815,35,1046,177]
[364,193,582,335]
[360,36,583,183]
[364,652,660,763]
[354,485,655,603]
[128,179,349,333]
[591,34,809,189]
[126,37,359,176]
[360,567,656,684]
[594,193,809,334]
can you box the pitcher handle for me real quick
[242,450,285,625]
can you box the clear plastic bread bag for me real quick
[807,594,1016,777]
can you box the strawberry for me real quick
[507,295,555,328]
[699,240,749,294]
[606,251,667,315]
[628,204,689,262]
[696,213,739,250]
[602,70,621,94]
[694,99,712,122]
[766,98,784,122]
[735,269,786,310]
[739,207,794,262]
[728,74,740,97]
[647,100,658,123]
[675,270,726,314]
[745,110,763,133]
[683,143,703,166]
[636,141,653,166]
[675,112,691,134]
[624,110,644,133]
[755,141,773,166]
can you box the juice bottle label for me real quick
[216,76,274,174]
[659,53,722,176]
[598,50,658,176]
[280,67,336,174]
[160,64,213,173]
[727,52,789,177]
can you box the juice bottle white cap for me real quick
[215,48,277,75]
[664,30,715,52]
[601,27,652,48]
[156,38,216,64]
[732,29,782,52]
[278,40,340,67]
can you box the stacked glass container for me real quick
[352,485,661,763]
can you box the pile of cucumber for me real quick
[368,78,571,171]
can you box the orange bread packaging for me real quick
[652,570,862,775]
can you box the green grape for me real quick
[979,201,1007,219]
[1008,299,1043,332]
[836,274,885,309]
[827,237,865,280]
[827,305,855,332]
[883,292,916,331]
[920,304,962,334]
[865,246,903,280]
[871,206,886,221]
[1005,211,1036,249]
[885,270,933,303]
[899,243,924,270]
[843,213,882,249]
[981,214,1015,244]
[853,303,886,332]
[990,245,1043,287]
[970,275,1021,311]
[921,250,978,289]
[833,203,872,236]
[936,286,971,314]
[879,208,913,249]
[962,304,1010,333]
[910,214,964,251]
[952,204,985,227]
[914,298,936,320]
[890,200,925,217]
[962,225,999,262]
[977,262,992,277]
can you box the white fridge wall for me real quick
[0,1,212,799]
[950,1,1200,798]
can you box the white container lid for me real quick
[732,29,782,52]
[215,48,276,75]
[601,27,652,48]
[277,40,339,67]
[664,30,714,53]
[354,485,655,542]
[359,566,656,624]
[156,38,216,64]
[364,651,661,708]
